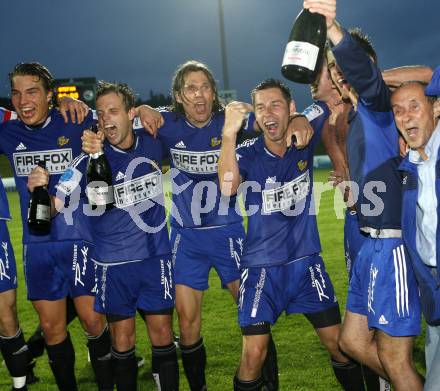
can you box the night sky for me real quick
[1,0,439,110]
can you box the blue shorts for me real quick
[0,220,17,293]
[94,255,175,318]
[346,237,421,336]
[238,254,339,327]
[170,222,244,291]
[344,209,367,280]
[23,240,96,301]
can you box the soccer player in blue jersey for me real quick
[218,78,364,390]
[1,62,113,391]
[134,60,306,391]
[304,1,423,389]
[45,81,179,391]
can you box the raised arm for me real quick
[383,66,433,91]
[218,102,253,196]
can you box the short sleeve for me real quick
[236,138,258,181]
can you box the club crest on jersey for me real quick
[210,137,221,147]
[266,176,276,184]
[58,136,69,147]
[297,160,307,171]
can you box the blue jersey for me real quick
[0,180,11,221]
[55,132,170,264]
[333,29,402,232]
[0,108,16,220]
[140,110,253,228]
[237,102,329,268]
[0,109,94,244]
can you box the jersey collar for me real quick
[184,113,214,129]
[108,132,139,154]
[23,108,55,131]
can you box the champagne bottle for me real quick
[281,8,327,84]
[86,124,114,209]
[27,161,51,233]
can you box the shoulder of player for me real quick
[236,136,260,151]
[50,109,93,130]
[69,152,89,170]
[236,136,261,163]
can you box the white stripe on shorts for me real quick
[393,245,409,317]
[239,268,248,311]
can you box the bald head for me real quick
[391,81,438,150]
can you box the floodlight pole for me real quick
[218,0,230,90]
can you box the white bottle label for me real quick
[282,40,319,71]
[87,185,114,206]
[36,205,51,221]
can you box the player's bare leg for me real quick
[144,314,179,390]
[176,284,206,390]
[339,311,388,379]
[0,289,18,336]
[226,279,239,301]
[74,295,106,335]
[376,331,422,391]
[234,334,269,390]
[32,299,67,345]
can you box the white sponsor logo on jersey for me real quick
[303,102,324,122]
[15,142,27,151]
[113,170,162,208]
[13,148,72,176]
[170,148,220,174]
[262,170,310,213]
[175,141,186,149]
[115,171,126,181]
